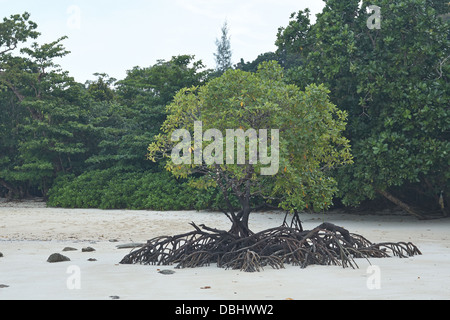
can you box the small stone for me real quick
[47,253,71,263]
[0,284,9,288]
[0,252,3,257]
[62,247,77,252]
[82,247,96,252]
[109,239,119,243]
[87,258,97,262]
[159,270,176,275]
[110,296,120,300]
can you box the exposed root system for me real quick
[120,215,422,272]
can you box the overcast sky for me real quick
[1,0,325,83]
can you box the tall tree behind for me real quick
[0,35,93,197]
[214,21,232,73]
[276,0,450,217]
[90,55,211,171]
[275,9,312,70]
[0,13,39,197]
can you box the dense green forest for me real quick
[0,0,448,218]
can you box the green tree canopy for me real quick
[277,0,450,217]
[0,12,39,55]
[0,13,92,197]
[148,61,352,236]
[85,55,211,171]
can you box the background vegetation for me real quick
[0,0,448,217]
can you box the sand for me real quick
[0,199,449,300]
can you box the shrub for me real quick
[48,169,227,211]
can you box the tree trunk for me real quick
[229,205,252,238]
[0,179,19,199]
[377,189,425,219]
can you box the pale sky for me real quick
[1,0,325,83]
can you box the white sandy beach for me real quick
[0,199,449,300]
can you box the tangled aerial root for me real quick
[120,217,422,272]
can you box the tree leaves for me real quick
[148,61,352,216]
[277,0,449,213]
